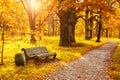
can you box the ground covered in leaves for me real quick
[0,36,107,80]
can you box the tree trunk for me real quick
[30,17,36,42]
[1,23,5,65]
[48,13,55,36]
[68,13,77,43]
[118,27,120,39]
[85,7,90,40]
[58,10,70,46]
[119,31,120,39]
[69,25,76,42]
[89,11,93,39]
[28,10,36,42]
[48,23,51,36]
[106,28,108,38]
[48,14,52,36]
[90,28,93,39]
[52,19,55,36]
[109,28,112,37]
[20,0,37,42]
[96,15,102,42]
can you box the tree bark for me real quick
[96,15,102,42]
[109,28,112,37]
[85,7,90,40]
[52,18,55,36]
[89,11,93,39]
[118,27,120,39]
[119,32,120,39]
[1,23,5,65]
[58,10,70,46]
[28,11,36,42]
[48,23,51,36]
[106,28,108,38]
[58,7,78,46]
[68,12,77,43]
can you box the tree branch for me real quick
[19,0,28,12]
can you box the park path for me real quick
[44,41,118,80]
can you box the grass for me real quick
[0,36,107,80]
[110,38,120,80]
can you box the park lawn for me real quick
[0,36,107,80]
[110,38,120,80]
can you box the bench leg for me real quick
[34,56,40,62]
[25,57,28,64]
[45,57,48,62]
[53,53,56,59]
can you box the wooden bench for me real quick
[21,47,56,63]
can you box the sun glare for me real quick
[30,0,41,10]
[30,0,37,9]
[16,0,19,1]
[16,0,41,11]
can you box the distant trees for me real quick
[77,0,115,42]
[17,0,119,44]
[57,0,117,46]
[0,0,119,48]
[19,0,41,42]
[19,0,58,42]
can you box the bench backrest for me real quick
[22,47,48,57]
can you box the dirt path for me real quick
[44,41,118,80]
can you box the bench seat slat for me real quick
[37,52,56,58]
[22,47,56,63]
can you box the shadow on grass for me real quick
[69,43,86,47]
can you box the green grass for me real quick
[111,39,120,80]
[0,36,107,80]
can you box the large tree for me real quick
[57,0,79,46]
